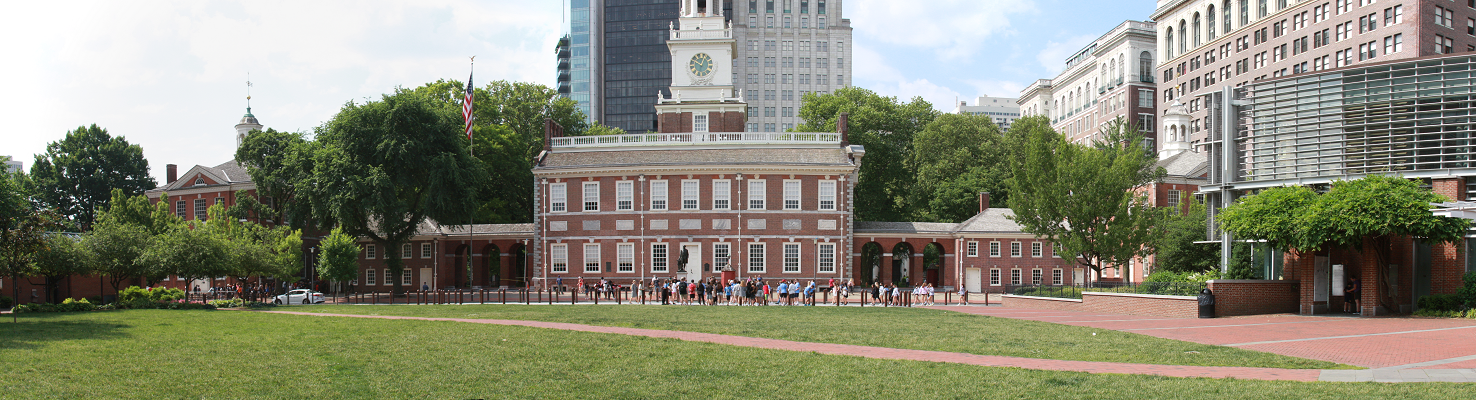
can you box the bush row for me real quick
[8,286,278,314]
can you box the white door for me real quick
[965,268,982,293]
[1314,256,1330,303]
[420,268,433,290]
[1073,268,1085,285]
[682,243,702,281]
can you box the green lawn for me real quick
[293,304,1348,370]
[0,310,1464,399]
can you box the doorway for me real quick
[419,268,432,291]
[681,243,702,282]
[965,268,981,293]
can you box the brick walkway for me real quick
[930,306,1476,382]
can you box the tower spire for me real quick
[246,72,253,115]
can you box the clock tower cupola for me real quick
[655,0,747,133]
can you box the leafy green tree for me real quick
[301,88,487,295]
[234,129,314,227]
[2,168,65,316]
[1007,119,1166,280]
[85,190,182,291]
[29,124,157,230]
[201,205,302,285]
[317,227,360,299]
[1153,197,1220,274]
[909,113,1008,222]
[1217,185,1319,252]
[796,87,939,221]
[31,234,92,304]
[139,222,233,290]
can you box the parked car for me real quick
[272,289,324,305]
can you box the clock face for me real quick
[688,53,714,77]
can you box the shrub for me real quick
[1461,272,1476,308]
[58,298,96,312]
[1417,293,1465,312]
[117,286,188,309]
[0,295,13,310]
[207,298,249,308]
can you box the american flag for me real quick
[463,71,474,140]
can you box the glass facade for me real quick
[564,0,597,121]
[1237,56,1476,183]
[602,0,685,133]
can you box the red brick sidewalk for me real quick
[261,310,1321,382]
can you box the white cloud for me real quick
[963,80,1028,100]
[0,0,561,183]
[1035,34,1098,76]
[850,0,1036,59]
[853,45,963,111]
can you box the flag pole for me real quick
[465,56,475,291]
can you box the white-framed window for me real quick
[617,243,634,273]
[551,244,568,273]
[365,269,377,286]
[783,180,801,210]
[1010,268,1022,285]
[748,180,766,210]
[651,243,669,273]
[989,241,1001,257]
[967,242,979,257]
[616,181,633,211]
[584,244,601,273]
[365,244,377,259]
[421,243,432,259]
[1032,268,1043,285]
[817,243,836,273]
[713,243,730,271]
[650,180,668,210]
[989,268,1001,286]
[1010,242,1022,257]
[1167,189,1182,209]
[818,180,836,210]
[748,243,766,273]
[1053,268,1064,285]
[382,269,389,286]
[1031,242,1043,258]
[693,114,708,132]
[712,179,731,210]
[193,198,208,220]
[783,243,801,273]
[175,200,186,218]
[583,182,600,212]
[682,180,699,210]
[403,269,412,285]
[550,183,567,213]
[402,244,413,259]
[1053,243,1062,258]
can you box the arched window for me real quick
[1239,0,1248,26]
[1258,0,1267,18]
[1223,1,1232,31]
[1193,13,1201,47]
[1207,6,1216,39]
[1165,27,1174,58]
[1139,51,1153,81]
[1178,20,1187,55]
[1170,125,1177,142]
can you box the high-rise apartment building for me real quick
[560,0,850,133]
[731,0,853,132]
[1151,0,1476,146]
[1018,20,1159,147]
[954,95,1021,131]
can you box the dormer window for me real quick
[193,177,205,186]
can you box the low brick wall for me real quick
[1001,292,1198,318]
[1207,279,1299,317]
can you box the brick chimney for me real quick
[837,112,850,146]
[543,118,564,152]
[166,164,178,184]
[978,191,991,212]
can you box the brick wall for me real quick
[1002,292,1199,318]
[1207,279,1298,316]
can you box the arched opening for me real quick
[1139,51,1153,82]
[1223,0,1232,32]
[891,242,914,286]
[451,244,470,289]
[1207,5,1216,39]
[482,243,501,287]
[508,243,528,288]
[1178,20,1187,55]
[1165,27,1174,59]
[1193,13,1201,47]
[922,243,945,286]
[860,242,882,286]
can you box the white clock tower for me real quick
[655,0,747,133]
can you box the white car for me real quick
[272,289,324,305]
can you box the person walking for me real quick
[958,284,968,305]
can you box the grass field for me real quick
[0,310,1466,399]
[291,304,1347,370]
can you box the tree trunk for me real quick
[386,239,405,297]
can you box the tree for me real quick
[1222,175,1469,311]
[29,124,157,231]
[139,223,233,290]
[1007,118,1166,280]
[301,88,487,295]
[235,129,314,228]
[1153,197,1220,274]
[201,205,302,285]
[2,169,65,317]
[317,227,360,300]
[31,234,92,304]
[86,189,183,291]
[795,87,939,221]
[909,113,1008,222]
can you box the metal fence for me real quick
[999,282,1206,299]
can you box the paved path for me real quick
[258,310,1466,383]
[929,306,1476,382]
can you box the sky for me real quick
[0,0,1156,185]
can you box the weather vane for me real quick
[246,72,253,108]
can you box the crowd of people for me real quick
[551,276,963,306]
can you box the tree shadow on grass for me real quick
[0,314,131,350]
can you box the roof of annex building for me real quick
[147,160,252,193]
[1157,151,1209,178]
[535,132,862,173]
